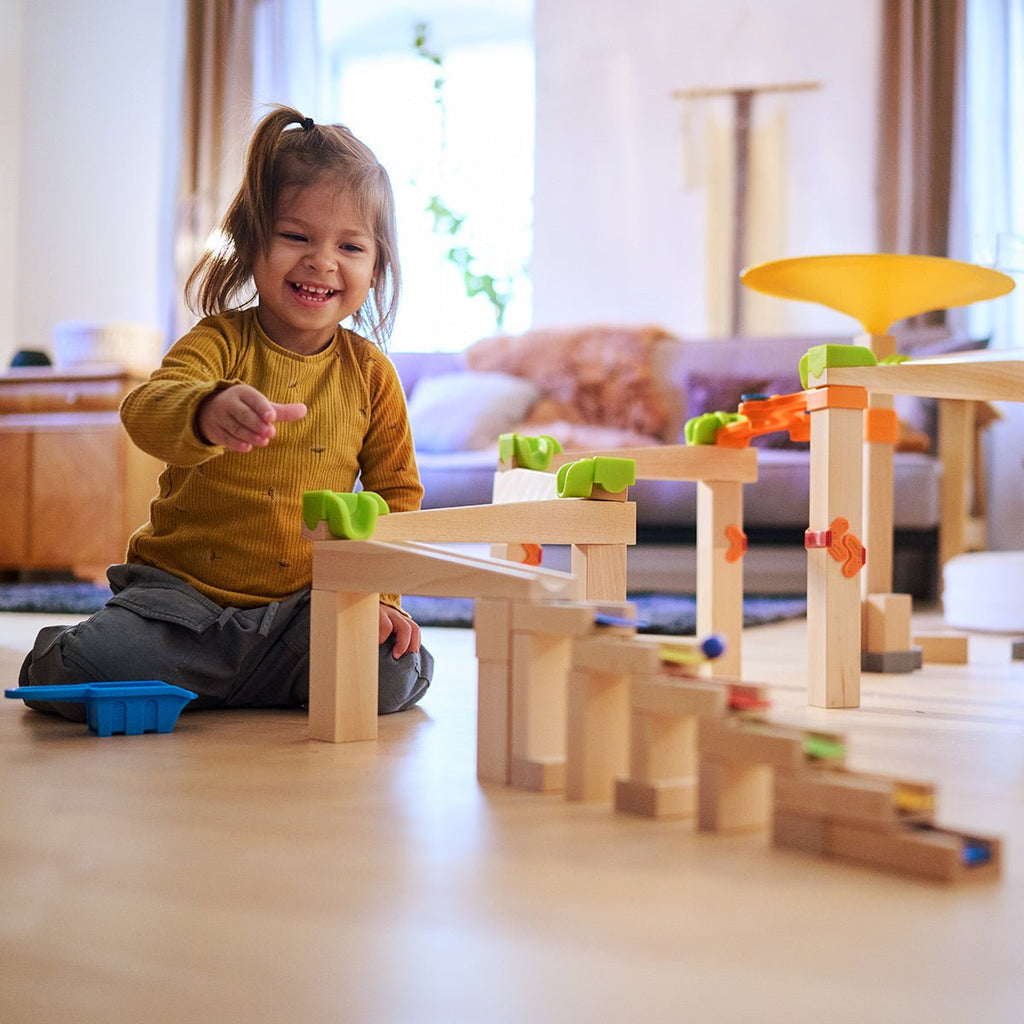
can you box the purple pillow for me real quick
[682,372,807,449]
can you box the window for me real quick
[316,2,535,351]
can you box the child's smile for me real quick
[252,181,377,355]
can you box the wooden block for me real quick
[630,677,727,719]
[510,632,571,781]
[772,809,829,855]
[696,479,745,678]
[549,443,759,483]
[308,589,379,743]
[863,396,896,597]
[862,592,913,653]
[698,716,817,770]
[807,350,1024,402]
[615,777,698,818]
[774,769,935,827]
[492,467,559,503]
[698,759,773,832]
[570,542,628,602]
[628,707,698,781]
[370,499,637,546]
[511,599,635,636]
[509,756,566,792]
[574,634,717,677]
[825,821,1002,883]
[913,631,969,664]
[565,666,630,802]
[861,648,921,673]
[806,401,864,708]
[474,597,512,661]
[476,658,512,784]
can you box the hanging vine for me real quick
[413,22,513,328]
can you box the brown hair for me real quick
[185,105,400,345]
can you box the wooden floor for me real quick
[2,606,1023,1023]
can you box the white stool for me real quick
[943,551,1024,632]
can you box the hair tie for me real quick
[300,117,314,132]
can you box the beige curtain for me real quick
[174,0,258,336]
[877,0,965,259]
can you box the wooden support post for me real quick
[806,386,866,707]
[308,588,380,743]
[474,598,513,784]
[859,332,896,600]
[566,664,630,802]
[570,543,627,602]
[615,711,699,818]
[937,398,976,576]
[697,759,774,832]
[509,632,572,791]
[696,479,744,677]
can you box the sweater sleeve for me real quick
[356,344,423,515]
[120,319,241,467]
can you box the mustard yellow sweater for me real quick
[120,309,422,608]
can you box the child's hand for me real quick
[196,384,307,452]
[379,603,422,658]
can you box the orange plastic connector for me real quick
[725,524,747,563]
[714,392,810,448]
[864,407,899,445]
[804,516,865,578]
[520,543,543,566]
[803,385,869,413]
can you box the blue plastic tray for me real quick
[5,680,197,736]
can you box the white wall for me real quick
[533,0,881,338]
[0,0,25,366]
[5,0,183,368]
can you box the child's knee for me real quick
[377,638,433,714]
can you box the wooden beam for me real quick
[807,350,1024,401]
[549,444,758,483]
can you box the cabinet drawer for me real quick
[0,367,144,414]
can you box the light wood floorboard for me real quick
[2,607,1023,1023]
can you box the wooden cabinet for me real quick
[0,365,163,581]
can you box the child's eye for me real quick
[340,243,365,253]
[281,232,307,243]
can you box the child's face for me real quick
[251,180,377,355]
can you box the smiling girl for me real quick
[19,106,433,719]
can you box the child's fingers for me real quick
[267,401,308,423]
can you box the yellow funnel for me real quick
[741,254,1015,335]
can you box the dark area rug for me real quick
[0,582,805,635]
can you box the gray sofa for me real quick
[389,327,967,597]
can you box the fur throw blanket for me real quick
[466,325,671,440]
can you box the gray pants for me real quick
[18,563,432,723]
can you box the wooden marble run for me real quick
[740,253,1019,708]
[302,469,1001,883]
[303,436,757,739]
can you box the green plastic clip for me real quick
[684,410,744,445]
[302,490,389,539]
[802,733,846,761]
[498,432,563,471]
[799,344,877,389]
[555,456,636,498]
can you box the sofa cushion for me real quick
[407,370,541,453]
[466,325,671,438]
